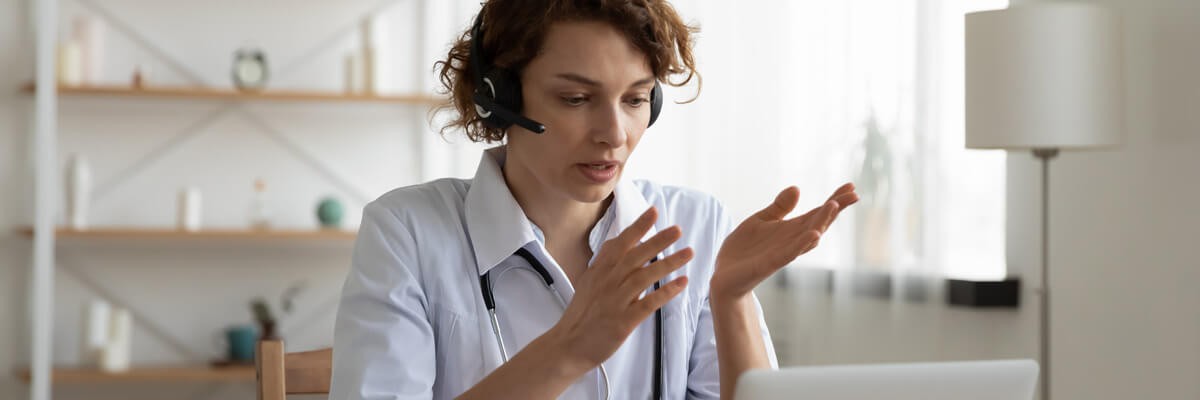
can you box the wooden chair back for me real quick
[256,339,332,400]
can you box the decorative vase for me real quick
[65,153,91,230]
[360,16,377,94]
[177,187,202,231]
[249,179,271,230]
[344,52,361,94]
[57,41,83,86]
[82,299,110,367]
[100,308,132,373]
[72,16,105,84]
[316,197,344,228]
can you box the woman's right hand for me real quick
[547,206,693,371]
[456,207,691,400]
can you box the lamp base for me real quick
[1033,148,1060,160]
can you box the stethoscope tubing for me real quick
[480,247,664,400]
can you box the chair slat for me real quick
[255,340,287,400]
[285,348,333,394]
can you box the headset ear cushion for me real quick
[474,68,523,130]
[486,68,523,115]
[648,81,664,127]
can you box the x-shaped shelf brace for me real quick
[80,0,415,207]
[53,0,414,370]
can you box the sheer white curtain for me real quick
[632,0,1009,285]
[634,0,1011,366]
[427,0,1008,282]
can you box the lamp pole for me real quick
[1032,147,1058,400]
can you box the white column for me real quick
[31,0,59,398]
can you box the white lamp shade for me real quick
[966,3,1124,150]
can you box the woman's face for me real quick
[506,20,656,204]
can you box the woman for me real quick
[330,1,858,399]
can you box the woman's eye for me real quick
[562,96,587,106]
[626,97,649,107]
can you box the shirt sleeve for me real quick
[329,202,436,399]
[685,199,780,399]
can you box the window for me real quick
[632,0,1009,280]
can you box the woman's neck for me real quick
[501,154,611,252]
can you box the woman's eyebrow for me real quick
[554,73,656,89]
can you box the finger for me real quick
[752,186,800,221]
[784,199,837,229]
[621,247,693,297]
[790,185,852,223]
[827,192,859,223]
[818,200,840,232]
[619,225,683,273]
[627,276,688,324]
[796,192,857,236]
[827,183,856,202]
[760,230,822,277]
[602,206,658,254]
[833,191,859,208]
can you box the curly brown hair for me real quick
[433,0,701,143]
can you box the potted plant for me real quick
[250,281,306,341]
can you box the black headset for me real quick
[468,10,664,135]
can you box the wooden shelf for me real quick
[21,82,445,105]
[15,365,255,384]
[17,227,356,240]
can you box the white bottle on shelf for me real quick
[65,153,91,230]
[57,41,83,86]
[249,179,271,230]
[360,16,377,94]
[100,307,132,373]
[344,52,362,94]
[81,299,110,367]
[177,187,202,231]
[72,15,105,84]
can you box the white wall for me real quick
[1031,0,1200,398]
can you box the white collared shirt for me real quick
[330,147,777,399]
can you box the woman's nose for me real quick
[591,102,627,148]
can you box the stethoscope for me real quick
[479,247,664,400]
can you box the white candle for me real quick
[57,41,83,86]
[344,52,361,94]
[65,154,91,230]
[177,187,202,231]
[100,308,132,372]
[72,16,105,83]
[82,300,110,367]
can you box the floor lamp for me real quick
[965,3,1123,400]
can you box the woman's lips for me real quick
[577,162,618,183]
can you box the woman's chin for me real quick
[567,183,616,204]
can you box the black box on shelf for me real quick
[946,278,1020,308]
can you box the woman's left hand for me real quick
[710,183,859,300]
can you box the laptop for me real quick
[735,359,1039,400]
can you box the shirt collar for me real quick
[464,146,656,276]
